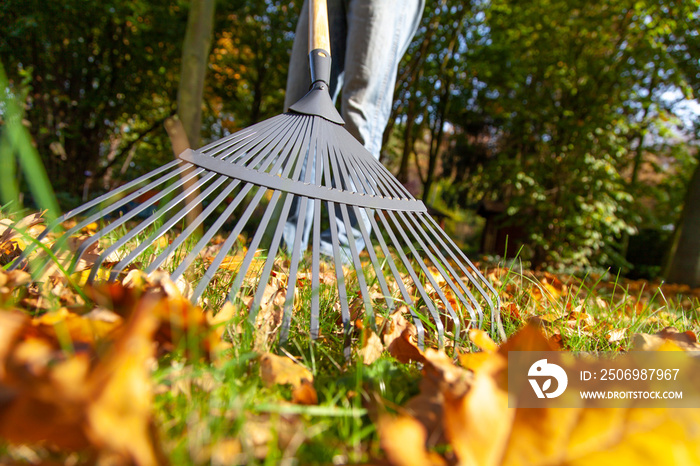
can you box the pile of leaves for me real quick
[1,212,700,465]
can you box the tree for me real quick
[177,0,217,149]
[390,0,699,269]
[666,158,700,287]
[0,0,188,201]
[663,2,700,286]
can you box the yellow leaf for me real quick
[469,328,498,352]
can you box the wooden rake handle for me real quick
[309,0,331,55]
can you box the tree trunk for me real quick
[177,0,217,150]
[397,99,417,183]
[665,159,700,287]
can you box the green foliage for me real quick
[205,0,301,135]
[0,64,60,220]
[0,0,188,200]
[392,0,700,271]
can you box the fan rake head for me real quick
[11,90,502,353]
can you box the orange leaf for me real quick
[259,353,313,389]
[291,379,318,406]
[379,415,446,466]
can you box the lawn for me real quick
[1,211,700,465]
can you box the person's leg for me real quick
[320,0,425,258]
[342,0,424,157]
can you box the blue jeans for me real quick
[283,0,425,261]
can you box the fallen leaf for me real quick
[358,328,384,365]
[468,329,498,352]
[444,350,512,466]
[291,379,318,405]
[0,294,167,464]
[607,328,627,343]
[379,415,446,466]
[386,327,424,364]
[259,353,313,390]
[632,327,700,351]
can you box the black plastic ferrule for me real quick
[309,48,332,85]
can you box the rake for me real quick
[11,0,503,352]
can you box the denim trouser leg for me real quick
[283,0,425,260]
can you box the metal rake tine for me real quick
[226,118,315,307]
[280,120,323,345]
[326,199,352,360]
[331,143,395,312]
[207,113,304,168]
[227,189,283,307]
[9,160,189,272]
[187,117,315,299]
[279,194,309,346]
[105,174,238,280]
[365,212,416,305]
[397,211,474,339]
[334,125,413,199]
[320,144,352,359]
[327,140,375,329]
[83,165,227,281]
[248,190,294,319]
[189,186,267,302]
[309,128,326,340]
[375,209,444,347]
[54,165,201,278]
[386,209,461,343]
[310,195,322,340]
[423,214,505,338]
[133,178,240,275]
[197,114,286,155]
[330,140,415,308]
[237,115,309,168]
[249,122,316,327]
[172,115,312,278]
[339,148,419,309]
[410,213,485,322]
[344,141,473,336]
[130,117,309,277]
[166,182,252,279]
[401,210,481,324]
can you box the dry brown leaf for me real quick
[210,438,243,466]
[85,295,166,465]
[0,269,32,301]
[29,307,122,347]
[382,306,414,346]
[444,350,512,466]
[205,302,237,361]
[565,308,596,331]
[632,327,700,351]
[607,328,627,343]
[386,327,425,364]
[0,213,45,246]
[259,353,313,390]
[0,294,166,464]
[252,283,286,351]
[358,328,384,365]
